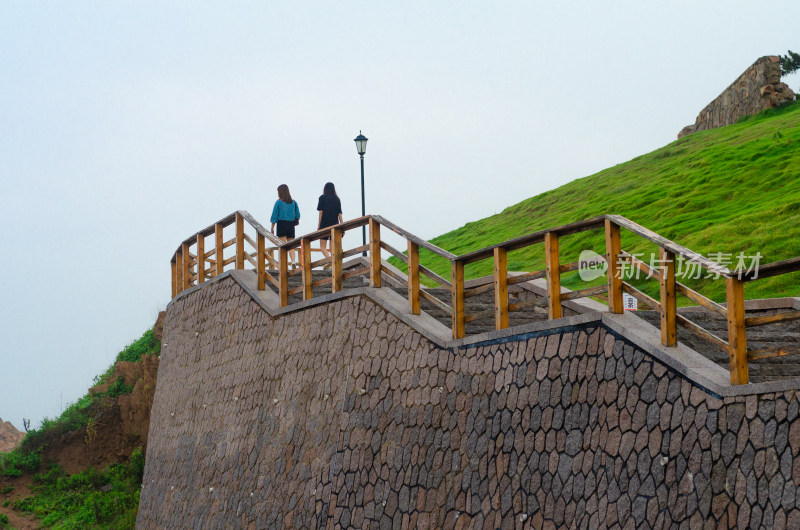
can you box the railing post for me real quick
[171,258,177,298]
[369,218,382,288]
[175,250,183,294]
[214,223,224,276]
[407,241,420,315]
[181,242,191,291]
[605,219,623,313]
[545,232,562,319]
[301,238,313,300]
[494,247,508,330]
[196,234,205,284]
[726,276,749,384]
[278,246,289,307]
[331,228,343,293]
[235,212,245,270]
[451,260,465,339]
[257,233,266,291]
[659,248,677,346]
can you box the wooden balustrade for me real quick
[605,219,623,314]
[544,232,561,320]
[171,211,800,386]
[408,241,420,315]
[658,248,677,347]
[726,277,748,384]
[369,218,381,288]
[451,260,465,339]
[331,228,343,292]
[278,247,289,306]
[300,238,313,300]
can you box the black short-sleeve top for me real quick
[317,194,342,229]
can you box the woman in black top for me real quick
[317,182,343,265]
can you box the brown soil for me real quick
[41,354,160,475]
[0,475,37,529]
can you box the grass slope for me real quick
[411,100,800,303]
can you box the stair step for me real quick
[264,269,800,384]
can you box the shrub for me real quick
[104,376,134,398]
[780,50,800,75]
[12,448,144,528]
[94,329,161,387]
[18,394,96,455]
[0,450,42,477]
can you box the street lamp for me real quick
[354,131,368,254]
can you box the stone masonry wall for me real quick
[678,56,795,138]
[138,276,800,529]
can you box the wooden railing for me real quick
[171,211,800,385]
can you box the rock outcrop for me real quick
[679,56,796,138]
[0,417,25,453]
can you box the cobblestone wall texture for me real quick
[138,277,800,529]
[678,55,795,138]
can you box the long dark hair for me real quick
[277,184,293,203]
[323,182,338,199]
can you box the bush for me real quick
[780,50,800,75]
[0,450,42,477]
[104,376,134,398]
[11,448,144,529]
[0,513,8,527]
[94,329,161,387]
[18,394,96,455]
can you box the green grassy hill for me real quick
[412,100,800,303]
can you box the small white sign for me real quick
[622,293,638,311]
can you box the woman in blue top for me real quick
[270,184,300,265]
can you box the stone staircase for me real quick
[266,268,800,383]
[636,308,800,382]
[393,285,568,336]
[265,269,555,335]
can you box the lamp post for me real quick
[354,131,368,255]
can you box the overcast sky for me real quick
[1,2,799,431]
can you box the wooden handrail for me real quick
[170,210,800,386]
[279,216,371,250]
[171,210,282,260]
[372,215,457,261]
[741,256,800,281]
[607,215,732,277]
[457,216,605,264]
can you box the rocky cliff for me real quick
[0,418,24,453]
[679,56,795,138]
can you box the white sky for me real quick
[1,2,799,431]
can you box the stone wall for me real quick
[678,56,795,138]
[138,275,800,528]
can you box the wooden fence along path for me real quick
[171,211,800,386]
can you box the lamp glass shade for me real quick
[354,132,368,156]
